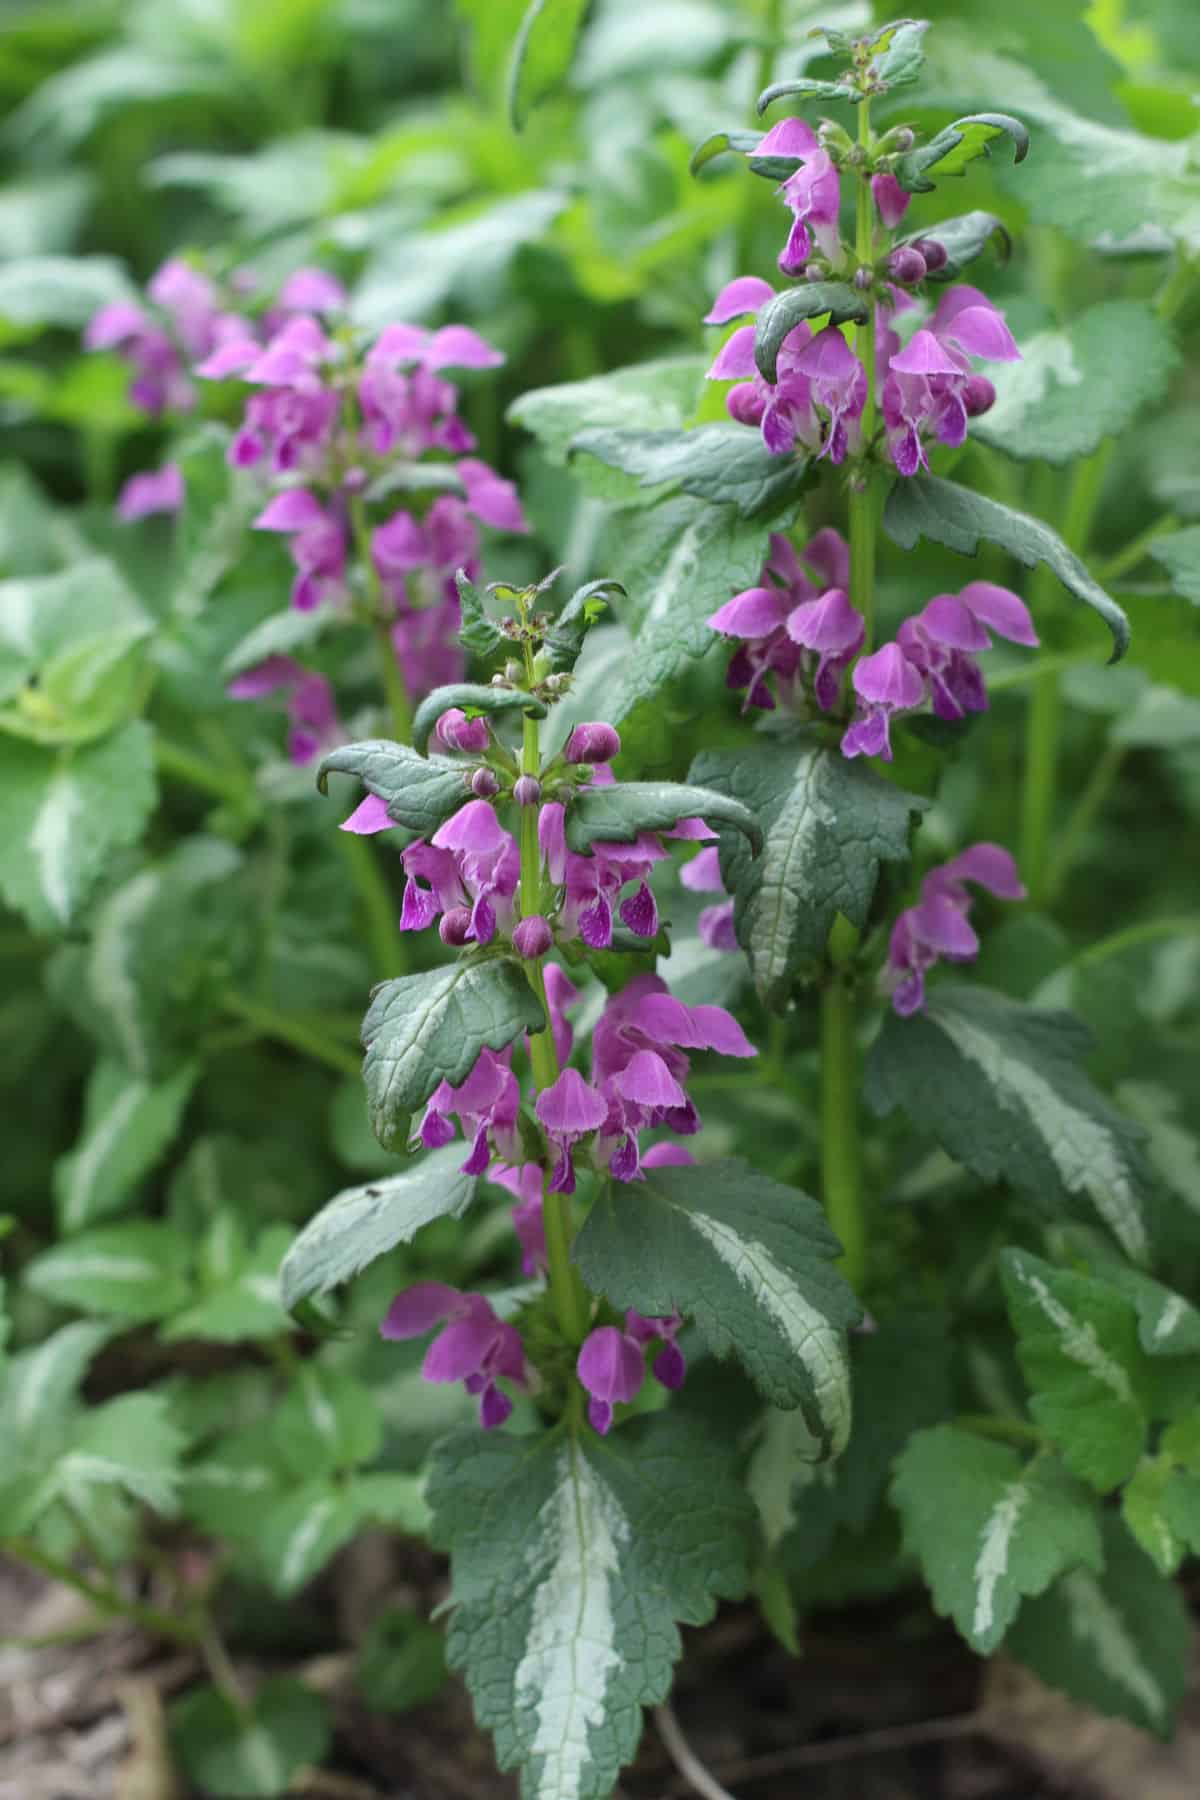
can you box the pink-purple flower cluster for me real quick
[577,1299,687,1435]
[883,844,1025,1014]
[380,1282,527,1429]
[703,117,1020,476]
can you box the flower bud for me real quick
[471,766,500,798]
[503,660,523,684]
[912,237,948,273]
[963,375,997,418]
[513,775,542,806]
[887,245,927,286]
[804,261,828,283]
[513,914,553,959]
[818,120,854,157]
[853,265,875,290]
[434,707,490,754]
[439,907,473,947]
[892,127,915,152]
[564,722,621,765]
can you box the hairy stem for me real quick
[1018,443,1114,903]
[221,991,362,1077]
[519,712,590,1349]
[820,915,866,1292]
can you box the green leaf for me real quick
[281,1146,476,1310]
[1149,526,1200,605]
[571,422,809,520]
[883,476,1130,661]
[544,578,624,673]
[358,1608,448,1713]
[754,284,869,384]
[0,558,152,734]
[689,128,802,180]
[757,76,858,109]
[171,1678,331,1800]
[603,494,775,725]
[973,301,1178,467]
[0,255,137,330]
[893,112,1030,192]
[24,1221,191,1322]
[509,356,705,464]
[1115,1081,1200,1218]
[0,721,158,932]
[0,1320,113,1465]
[427,1412,754,1800]
[56,1392,186,1517]
[222,604,330,677]
[273,1364,382,1479]
[897,210,1010,282]
[1121,1456,1194,1575]
[871,17,930,86]
[691,739,926,1006]
[161,1227,293,1344]
[566,780,762,856]
[411,683,545,754]
[251,1480,364,1595]
[1007,106,1200,255]
[455,570,505,660]
[363,961,545,1150]
[317,739,469,836]
[574,1158,860,1453]
[1086,1257,1200,1360]
[46,838,245,1080]
[892,1426,1102,1653]
[866,989,1155,1264]
[507,0,589,129]
[1006,1513,1189,1737]
[1000,1250,1149,1491]
[53,1060,198,1234]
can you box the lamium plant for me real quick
[3,7,1200,1800]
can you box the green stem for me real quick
[1155,253,1195,323]
[373,613,414,744]
[221,991,362,1077]
[519,712,590,1350]
[1018,444,1114,904]
[1096,513,1179,585]
[154,737,258,813]
[1042,741,1126,905]
[954,1414,1046,1448]
[1065,914,1200,974]
[850,97,878,647]
[337,828,406,980]
[820,915,866,1292]
[7,1540,197,1646]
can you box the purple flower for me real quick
[784,585,865,711]
[538,795,672,951]
[872,173,911,230]
[897,582,1039,720]
[116,463,185,522]
[490,1162,547,1275]
[358,324,501,459]
[577,1325,645,1435]
[841,643,926,762]
[226,654,341,765]
[882,284,1020,476]
[416,1048,520,1173]
[277,268,347,314]
[254,489,348,612]
[791,326,867,464]
[391,599,466,698]
[884,843,1025,1014]
[565,722,621,765]
[513,914,553,959]
[778,149,842,274]
[681,846,737,951]
[535,1068,609,1195]
[432,707,491,754]
[706,528,851,712]
[590,975,754,1180]
[626,1309,687,1391]
[457,458,528,533]
[380,1282,525,1429]
[543,963,580,1068]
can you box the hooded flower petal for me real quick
[704,276,776,324]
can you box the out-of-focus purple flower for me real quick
[872,173,911,229]
[391,599,466,698]
[681,845,737,952]
[227,654,341,765]
[417,1047,520,1173]
[882,284,1020,476]
[841,642,925,762]
[577,1325,645,1435]
[535,1068,609,1195]
[707,528,852,713]
[225,316,339,472]
[381,1282,525,1429]
[432,707,491,755]
[116,462,185,521]
[490,1162,547,1275]
[358,324,501,459]
[544,963,580,1068]
[255,489,348,612]
[457,458,528,533]
[278,268,348,314]
[884,843,1025,1014]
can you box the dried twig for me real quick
[693,1711,981,1789]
